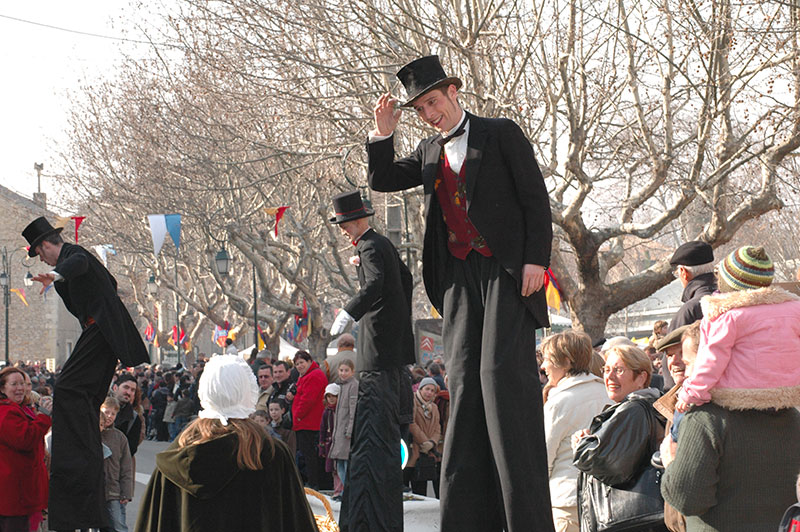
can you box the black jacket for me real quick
[368,113,553,328]
[573,387,665,486]
[573,388,666,532]
[114,402,143,457]
[344,228,415,371]
[54,243,149,367]
[668,272,717,332]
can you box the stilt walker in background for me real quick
[367,56,555,532]
[328,192,415,532]
[23,217,150,531]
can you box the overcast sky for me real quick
[0,3,152,210]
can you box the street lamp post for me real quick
[216,248,263,349]
[0,268,8,366]
[0,247,31,366]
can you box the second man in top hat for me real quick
[367,55,555,532]
[329,191,415,532]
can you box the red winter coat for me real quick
[0,399,51,517]
[291,362,327,432]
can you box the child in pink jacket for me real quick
[676,246,800,417]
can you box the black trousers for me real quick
[339,368,404,532]
[295,430,321,488]
[48,323,117,531]
[439,252,555,532]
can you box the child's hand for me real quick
[675,399,690,413]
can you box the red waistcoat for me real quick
[434,152,492,260]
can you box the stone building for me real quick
[0,185,81,368]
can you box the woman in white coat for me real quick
[541,330,613,532]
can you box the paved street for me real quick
[128,440,170,529]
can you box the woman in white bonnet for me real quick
[135,355,318,532]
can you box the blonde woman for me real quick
[541,331,612,532]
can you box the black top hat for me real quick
[669,241,714,267]
[329,191,374,224]
[397,55,463,107]
[22,217,64,257]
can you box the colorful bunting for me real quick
[147,214,182,256]
[257,325,267,351]
[93,244,117,267]
[292,299,310,343]
[170,326,186,346]
[71,216,86,243]
[144,322,156,343]
[53,216,71,229]
[213,324,229,347]
[543,268,562,312]
[264,206,290,237]
[10,288,28,307]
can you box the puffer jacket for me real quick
[291,361,327,431]
[679,287,800,410]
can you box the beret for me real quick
[669,241,714,267]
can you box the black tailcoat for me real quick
[368,112,552,328]
[338,228,413,532]
[343,228,415,371]
[54,243,149,367]
[367,113,556,532]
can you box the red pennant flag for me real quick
[71,216,86,243]
[264,206,290,236]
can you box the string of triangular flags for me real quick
[263,206,290,237]
[147,214,181,256]
[54,216,87,243]
[543,268,562,312]
[10,288,28,307]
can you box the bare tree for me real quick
[57,0,800,348]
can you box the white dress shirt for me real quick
[368,109,469,174]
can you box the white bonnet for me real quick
[198,355,259,426]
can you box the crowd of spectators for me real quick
[3,243,799,532]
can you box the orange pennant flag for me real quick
[10,288,28,307]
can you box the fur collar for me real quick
[700,287,800,321]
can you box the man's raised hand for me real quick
[373,92,402,137]
[32,273,56,294]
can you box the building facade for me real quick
[0,185,82,368]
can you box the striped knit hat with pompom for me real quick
[717,246,774,292]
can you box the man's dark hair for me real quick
[115,373,137,387]
[43,233,64,246]
[428,362,442,376]
[225,338,233,346]
[293,350,313,363]
[273,360,290,371]
[257,364,273,376]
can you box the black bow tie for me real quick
[437,119,467,146]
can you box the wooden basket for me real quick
[305,487,339,532]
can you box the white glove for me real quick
[330,309,354,335]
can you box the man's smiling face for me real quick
[412,84,462,134]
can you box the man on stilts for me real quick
[367,56,556,532]
[328,191,415,532]
[23,217,149,531]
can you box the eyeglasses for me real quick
[602,366,629,377]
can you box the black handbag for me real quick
[582,465,665,532]
[579,399,667,532]
[413,452,438,482]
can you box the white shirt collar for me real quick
[442,110,467,138]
